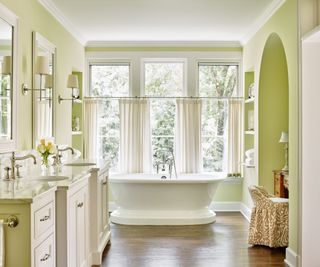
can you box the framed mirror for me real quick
[0,4,18,153]
[32,32,56,146]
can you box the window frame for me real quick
[87,59,133,97]
[87,60,132,172]
[197,61,243,173]
[85,53,243,174]
[195,59,243,98]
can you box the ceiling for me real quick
[40,0,285,46]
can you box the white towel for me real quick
[0,219,4,267]
[245,149,254,158]
[245,158,254,165]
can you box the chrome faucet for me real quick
[10,152,37,180]
[155,149,177,179]
[53,146,75,166]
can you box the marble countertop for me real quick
[0,158,109,203]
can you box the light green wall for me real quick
[0,0,85,149]
[243,0,299,254]
[259,33,289,192]
[213,182,243,202]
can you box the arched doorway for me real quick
[258,33,289,191]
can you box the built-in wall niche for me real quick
[71,71,84,155]
[258,33,288,193]
[0,4,18,153]
[243,70,255,168]
[32,32,56,147]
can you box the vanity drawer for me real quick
[34,233,55,267]
[34,201,54,239]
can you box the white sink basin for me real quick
[27,176,69,182]
[64,162,96,167]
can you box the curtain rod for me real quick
[83,96,244,100]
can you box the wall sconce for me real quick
[279,131,289,171]
[22,56,51,100]
[58,74,80,104]
[1,56,11,75]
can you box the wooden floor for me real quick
[98,212,286,267]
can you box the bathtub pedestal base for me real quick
[110,208,216,225]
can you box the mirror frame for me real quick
[32,32,56,147]
[0,3,18,153]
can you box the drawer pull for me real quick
[40,253,50,262]
[40,215,50,222]
[77,202,84,208]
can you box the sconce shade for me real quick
[35,56,50,75]
[67,74,79,88]
[279,131,289,143]
[44,74,53,89]
[1,56,11,75]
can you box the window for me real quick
[90,63,130,172]
[199,63,239,172]
[144,61,185,170]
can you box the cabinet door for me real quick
[68,187,88,267]
[77,189,87,267]
[99,174,109,241]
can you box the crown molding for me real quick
[85,40,242,48]
[240,0,286,45]
[38,0,87,45]
[38,0,285,48]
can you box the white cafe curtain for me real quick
[228,99,242,173]
[119,98,152,173]
[84,99,99,159]
[175,98,203,173]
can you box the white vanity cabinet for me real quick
[56,173,90,267]
[0,185,56,267]
[31,187,56,267]
[89,168,111,265]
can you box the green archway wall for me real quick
[258,33,289,192]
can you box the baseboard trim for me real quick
[210,202,241,211]
[239,203,251,222]
[284,248,298,267]
[109,201,251,220]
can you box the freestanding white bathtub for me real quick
[109,173,225,225]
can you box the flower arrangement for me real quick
[37,139,57,168]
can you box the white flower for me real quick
[37,144,46,154]
[49,144,57,154]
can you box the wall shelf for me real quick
[72,131,82,135]
[245,98,255,104]
[241,162,255,168]
[73,99,82,104]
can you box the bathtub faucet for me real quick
[155,150,177,179]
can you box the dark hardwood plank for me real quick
[97,212,285,267]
